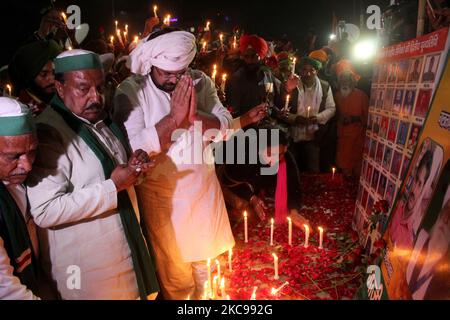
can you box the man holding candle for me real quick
[280,57,335,173]
[114,28,235,300]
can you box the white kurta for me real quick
[27,107,140,300]
[114,69,235,262]
[0,183,39,300]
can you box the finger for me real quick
[189,81,197,120]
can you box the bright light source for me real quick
[352,39,377,61]
[329,34,336,40]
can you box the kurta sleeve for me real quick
[0,236,40,300]
[316,87,336,125]
[27,124,118,229]
[113,81,162,154]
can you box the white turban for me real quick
[128,31,197,75]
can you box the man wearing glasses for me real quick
[114,28,235,300]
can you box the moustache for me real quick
[85,103,103,111]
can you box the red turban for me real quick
[239,34,268,59]
[335,59,361,81]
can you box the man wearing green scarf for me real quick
[26,49,159,300]
[0,97,40,299]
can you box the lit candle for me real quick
[202,41,207,53]
[186,295,190,300]
[116,29,122,44]
[215,259,221,280]
[292,57,297,74]
[228,248,232,271]
[115,20,118,32]
[303,224,310,248]
[220,278,225,298]
[219,33,224,48]
[244,211,248,243]
[284,94,290,111]
[272,253,279,280]
[207,258,212,295]
[233,35,237,49]
[270,218,274,246]
[318,226,324,249]
[68,46,72,50]
[123,31,128,43]
[6,84,12,97]
[307,106,311,118]
[250,286,257,300]
[212,64,217,83]
[212,275,218,299]
[226,294,230,300]
[134,35,139,44]
[205,21,210,32]
[110,35,114,44]
[332,167,336,180]
[153,5,158,17]
[221,73,227,92]
[287,217,292,246]
[271,281,290,295]
[203,280,209,300]
[166,15,171,26]
[61,12,67,24]
[125,24,128,33]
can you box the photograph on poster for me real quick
[373,115,381,135]
[406,162,449,300]
[386,180,397,208]
[364,136,371,155]
[393,89,404,112]
[384,88,395,110]
[414,89,432,118]
[391,150,403,178]
[370,89,377,107]
[367,195,375,213]
[379,116,389,139]
[401,156,411,181]
[421,54,440,83]
[366,163,374,183]
[407,57,424,83]
[372,65,380,84]
[383,147,394,170]
[402,90,416,116]
[376,142,385,164]
[376,89,385,108]
[397,121,410,146]
[378,174,388,197]
[370,140,378,159]
[388,118,399,142]
[379,64,388,83]
[408,124,422,150]
[388,63,398,83]
[396,60,410,83]
[389,139,444,250]
[372,169,380,191]
[362,188,369,209]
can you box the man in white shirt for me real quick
[0,97,40,299]
[26,50,159,300]
[281,57,336,172]
[114,28,235,299]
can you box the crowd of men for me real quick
[0,7,370,300]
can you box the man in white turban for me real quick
[114,28,235,299]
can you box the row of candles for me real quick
[211,64,227,91]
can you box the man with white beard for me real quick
[114,28,235,300]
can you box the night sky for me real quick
[0,0,390,65]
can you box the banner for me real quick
[353,28,450,257]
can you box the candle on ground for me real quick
[303,224,310,248]
[270,218,274,246]
[272,253,279,280]
[250,286,257,300]
[244,211,248,243]
[220,277,225,298]
[318,226,324,249]
[212,275,218,299]
[287,217,292,246]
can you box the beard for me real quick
[29,82,55,103]
[340,87,352,98]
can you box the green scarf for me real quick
[51,96,159,300]
[0,182,39,295]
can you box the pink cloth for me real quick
[274,158,288,225]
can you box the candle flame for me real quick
[125,24,128,31]
[68,46,72,50]
[244,211,247,218]
[226,294,230,300]
[303,224,309,232]
[215,259,220,266]
[318,226,324,233]
[110,35,114,43]
[222,73,227,81]
[287,217,291,223]
[186,295,190,300]
[272,253,278,260]
[134,36,139,43]
[220,277,225,288]
[250,286,257,300]
[207,258,211,266]
[61,12,67,23]
[332,167,336,174]
[271,218,274,225]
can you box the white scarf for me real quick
[296,76,323,116]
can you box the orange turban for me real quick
[239,34,268,59]
[308,49,328,64]
[335,59,360,81]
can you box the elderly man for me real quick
[226,34,282,116]
[114,28,235,299]
[8,40,62,116]
[0,98,40,299]
[282,57,336,173]
[26,49,159,300]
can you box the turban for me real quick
[0,97,35,136]
[308,49,328,64]
[8,40,62,93]
[128,31,197,75]
[335,59,360,81]
[239,34,268,59]
[54,49,103,74]
[298,57,322,71]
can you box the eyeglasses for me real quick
[153,66,188,80]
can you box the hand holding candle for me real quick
[303,224,310,248]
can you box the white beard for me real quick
[340,87,352,98]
